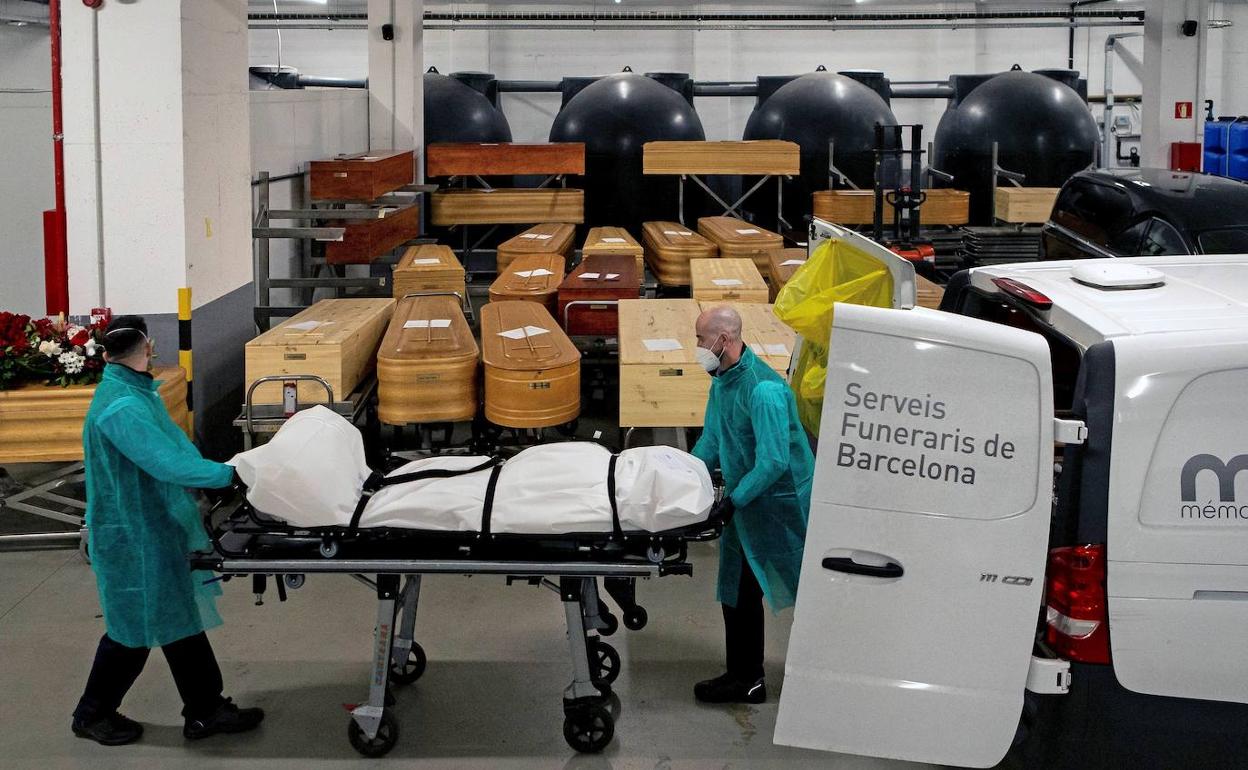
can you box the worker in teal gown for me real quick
[690,305,814,705]
[71,315,264,746]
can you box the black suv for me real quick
[1041,168,1248,259]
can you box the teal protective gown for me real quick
[692,347,814,611]
[83,363,234,649]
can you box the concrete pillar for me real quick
[368,0,424,180]
[1218,2,1248,115]
[62,0,253,457]
[1141,0,1209,168]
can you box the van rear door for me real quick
[774,303,1056,768]
[1105,331,1248,704]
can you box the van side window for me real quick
[1138,219,1188,256]
[1051,180,1134,245]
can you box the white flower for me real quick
[39,340,63,357]
[84,340,99,357]
[58,351,85,374]
[65,324,85,340]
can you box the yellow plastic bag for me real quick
[774,238,895,435]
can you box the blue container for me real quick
[1205,118,1232,176]
[1229,120,1248,180]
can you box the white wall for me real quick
[0,24,54,316]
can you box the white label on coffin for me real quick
[643,338,683,352]
[663,230,695,236]
[605,274,620,280]
[580,273,600,280]
[736,228,761,235]
[712,278,744,287]
[288,320,333,331]
[403,319,452,329]
[602,237,627,243]
[514,268,554,278]
[498,326,550,340]
[411,258,442,265]
[535,234,553,240]
[782,259,807,267]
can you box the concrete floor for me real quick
[0,543,938,770]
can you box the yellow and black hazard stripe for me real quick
[178,287,194,432]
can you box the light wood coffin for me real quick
[488,254,565,314]
[0,366,189,464]
[812,188,971,226]
[324,204,420,265]
[429,188,584,226]
[916,275,946,311]
[690,258,770,304]
[618,299,709,428]
[426,142,586,177]
[557,254,641,337]
[496,223,576,273]
[767,247,808,301]
[309,150,414,202]
[699,301,796,376]
[642,140,800,176]
[245,299,395,405]
[993,187,1060,223]
[641,221,718,287]
[696,216,784,273]
[582,227,645,275]
[392,244,466,299]
[480,301,581,429]
[377,295,479,426]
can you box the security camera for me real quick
[1182,20,1199,37]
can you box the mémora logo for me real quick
[1180,454,1248,520]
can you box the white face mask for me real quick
[695,335,725,373]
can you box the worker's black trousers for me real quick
[73,632,225,723]
[722,558,765,682]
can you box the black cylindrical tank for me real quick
[423,70,512,146]
[742,71,898,226]
[933,70,1098,224]
[549,72,705,231]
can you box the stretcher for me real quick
[195,423,729,757]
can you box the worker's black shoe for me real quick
[72,712,144,746]
[694,673,767,704]
[183,698,265,740]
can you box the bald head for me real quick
[696,306,742,345]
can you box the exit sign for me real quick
[1175,101,1195,119]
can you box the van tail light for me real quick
[991,277,1053,310]
[1045,544,1111,664]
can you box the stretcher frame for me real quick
[194,496,718,757]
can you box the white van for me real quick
[774,221,1248,768]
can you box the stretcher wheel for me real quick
[563,704,613,754]
[591,640,621,685]
[389,643,427,685]
[319,540,340,559]
[283,574,305,590]
[347,709,399,758]
[598,611,618,637]
[623,607,648,631]
[645,545,666,564]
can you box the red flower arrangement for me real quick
[0,312,110,390]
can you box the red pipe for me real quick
[43,0,69,316]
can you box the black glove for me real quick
[202,470,244,507]
[712,495,735,522]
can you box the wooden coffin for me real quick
[0,366,189,464]
[377,295,479,426]
[426,142,585,177]
[812,188,971,226]
[641,221,718,287]
[245,298,395,405]
[916,275,946,311]
[309,150,414,202]
[994,186,1060,223]
[430,188,584,226]
[557,254,641,337]
[392,244,466,300]
[643,140,800,176]
[488,253,565,314]
[582,226,645,275]
[618,299,709,428]
[696,216,784,273]
[324,204,420,265]
[768,247,808,301]
[700,301,796,376]
[690,258,770,304]
[496,223,576,273]
[480,301,581,429]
